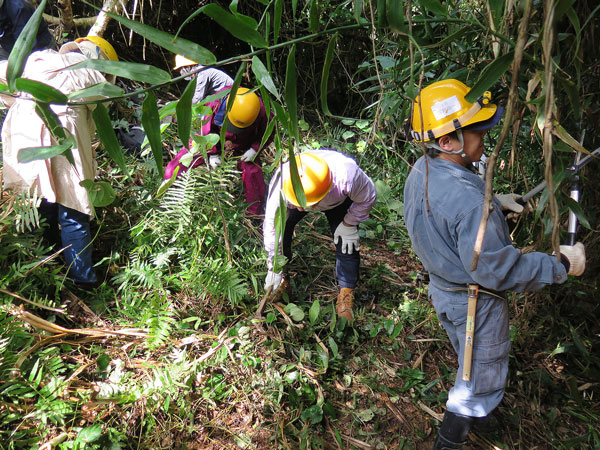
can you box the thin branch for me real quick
[471,0,533,271]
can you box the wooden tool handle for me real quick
[462,284,479,382]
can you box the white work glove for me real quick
[240,148,257,162]
[265,270,283,291]
[334,222,360,254]
[494,193,529,220]
[559,242,586,276]
[208,155,222,169]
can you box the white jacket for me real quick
[1,49,107,216]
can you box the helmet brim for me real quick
[464,106,504,132]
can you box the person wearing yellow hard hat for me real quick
[0,34,118,286]
[172,54,233,104]
[164,85,274,217]
[263,149,377,322]
[403,79,586,450]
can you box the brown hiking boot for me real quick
[336,288,354,321]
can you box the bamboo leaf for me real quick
[69,60,171,85]
[17,137,76,163]
[15,78,68,104]
[309,0,319,33]
[465,52,514,103]
[285,45,299,142]
[419,0,447,17]
[564,198,591,230]
[377,0,387,28]
[67,82,125,101]
[91,103,130,178]
[79,180,116,207]
[104,9,216,65]
[176,79,196,148]
[287,146,306,208]
[34,102,75,165]
[6,0,47,91]
[386,0,408,32]
[353,0,364,23]
[274,0,283,44]
[551,123,587,154]
[320,34,337,117]
[488,0,505,29]
[554,0,576,23]
[309,299,320,325]
[199,4,268,48]
[252,56,279,99]
[141,91,164,178]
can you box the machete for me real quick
[517,146,600,205]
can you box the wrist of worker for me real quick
[559,254,570,273]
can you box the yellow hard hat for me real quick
[283,153,333,207]
[75,36,118,61]
[173,54,197,70]
[228,87,260,129]
[410,79,497,142]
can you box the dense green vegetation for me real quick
[0,0,598,448]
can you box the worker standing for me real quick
[1,36,119,286]
[164,86,274,217]
[263,149,377,321]
[403,79,586,449]
[0,0,56,60]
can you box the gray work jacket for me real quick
[404,156,567,293]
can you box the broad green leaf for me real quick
[554,0,576,23]
[292,0,298,20]
[285,45,299,142]
[287,146,306,208]
[284,303,305,322]
[489,0,505,29]
[91,103,130,178]
[105,10,215,65]
[320,34,338,117]
[176,79,196,148]
[552,123,587,154]
[309,0,319,33]
[199,4,268,48]
[252,56,279,99]
[141,91,164,178]
[69,60,171,85]
[386,0,408,32]
[74,424,102,443]
[15,78,67,104]
[17,137,75,163]
[377,0,387,28]
[465,52,514,103]
[6,0,47,91]
[309,299,320,325]
[301,404,323,425]
[156,166,180,198]
[328,337,339,358]
[420,0,447,16]
[272,101,289,134]
[68,82,125,101]
[353,0,364,23]
[79,180,116,207]
[564,197,591,230]
[34,102,74,165]
[274,0,283,44]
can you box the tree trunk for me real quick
[57,0,74,33]
[88,0,124,37]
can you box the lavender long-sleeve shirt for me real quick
[263,149,377,258]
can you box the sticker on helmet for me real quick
[431,95,462,121]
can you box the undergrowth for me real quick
[0,137,598,449]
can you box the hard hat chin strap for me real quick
[427,129,471,163]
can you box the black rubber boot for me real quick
[432,411,474,450]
